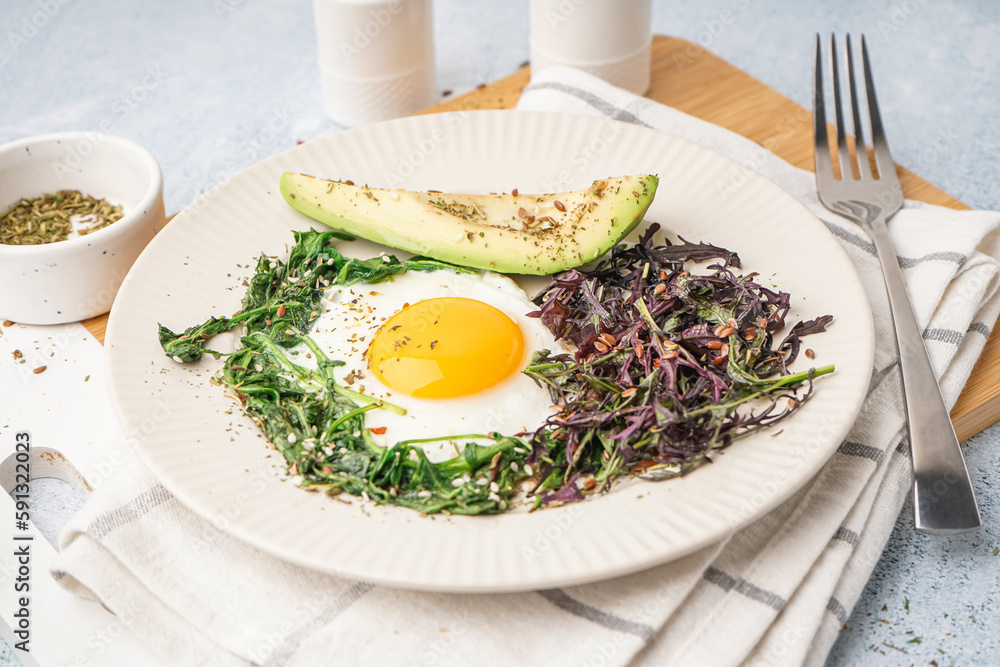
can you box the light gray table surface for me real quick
[2,1,998,665]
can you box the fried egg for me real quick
[295,268,572,461]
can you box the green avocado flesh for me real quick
[279,173,659,275]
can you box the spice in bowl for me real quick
[0,189,124,246]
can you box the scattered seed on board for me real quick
[805,348,815,359]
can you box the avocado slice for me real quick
[279,173,658,275]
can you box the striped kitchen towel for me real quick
[52,66,1000,666]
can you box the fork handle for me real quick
[868,215,981,533]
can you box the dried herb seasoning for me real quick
[0,190,124,245]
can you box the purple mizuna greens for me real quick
[520,223,834,506]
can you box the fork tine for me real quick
[845,35,872,180]
[861,35,895,180]
[829,35,854,180]
[812,34,834,183]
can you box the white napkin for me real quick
[52,67,1000,667]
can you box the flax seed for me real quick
[706,340,723,350]
[653,283,666,295]
[277,304,286,317]
[621,387,637,397]
[805,348,815,359]
[554,200,566,212]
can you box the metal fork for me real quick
[813,34,980,533]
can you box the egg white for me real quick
[289,268,572,461]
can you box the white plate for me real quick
[105,110,873,592]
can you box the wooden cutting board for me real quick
[80,35,1000,442]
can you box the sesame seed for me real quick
[490,481,500,493]
[172,356,184,364]
[451,478,464,488]
[287,433,297,444]
[389,191,400,200]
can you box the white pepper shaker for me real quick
[529,0,652,95]
[312,0,437,127]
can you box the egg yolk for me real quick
[368,297,525,399]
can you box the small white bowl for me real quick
[0,132,165,325]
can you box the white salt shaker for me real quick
[529,0,652,95]
[312,0,437,127]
